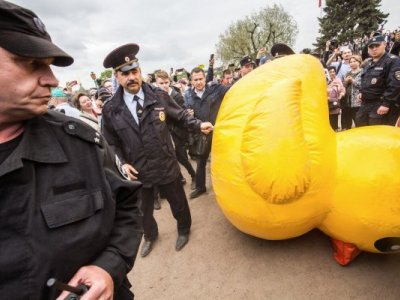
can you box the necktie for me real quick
[134,95,143,122]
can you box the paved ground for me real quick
[129,163,400,300]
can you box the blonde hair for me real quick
[154,70,170,81]
[349,55,362,64]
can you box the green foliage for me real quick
[314,0,389,50]
[215,4,298,65]
[100,69,112,83]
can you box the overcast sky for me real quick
[12,0,400,88]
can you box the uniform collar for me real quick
[0,116,68,177]
[123,87,144,102]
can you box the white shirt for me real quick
[123,88,145,124]
[195,88,205,98]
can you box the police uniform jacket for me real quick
[360,52,400,107]
[169,87,190,142]
[101,82,202,188]
[0,111,143,299]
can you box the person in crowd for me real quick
[389,31,400,56]
[341,55,363,129]
[102,79,114,95]
[238,55,256,80]
[221,69,233,86]
[73,92,100,131]
[49,87,81,118]
[326,45,352,82]
[327,66,346,131]
[0,1,142,299]
[271,43,295,59]
[154,70,196,189]
[184,59,231,199]
[175,78,189,95]
[356,35,400,127]
[101,43,213,257]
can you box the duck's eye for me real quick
[374,237,400,253]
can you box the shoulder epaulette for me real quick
[63,119,103,147]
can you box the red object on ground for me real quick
[331,238,362,266]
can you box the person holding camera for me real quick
[325,41,352,82]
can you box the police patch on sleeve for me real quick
[395,71,400,81]
[115,154,129,180]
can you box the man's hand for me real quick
[186,108,194,116]
[256,47,266,59]
[377,105,389,115]
[56,265,113,300]
[200,122,214,134]
[356,93,362,104]
[122,163,138,180]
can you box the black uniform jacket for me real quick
[360,52,400,107]
[101,83,202,187]
[0,111,143,299]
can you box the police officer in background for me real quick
[0,1,142,299]
[101,44,213,257]
[356,35,400,127]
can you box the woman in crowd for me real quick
[73,92,100,131]
[327,66,346,131]
[342,55,362,129]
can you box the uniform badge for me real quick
[159,111,165,122]
[125,56,130,62]
[395,71,400,81]
[371,78,377,84]
[115,155,129,180]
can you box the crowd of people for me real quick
[1,0,400,298]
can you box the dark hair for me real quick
[73,92,90,110]
[327,66,337,73]
[190,67,205,76]
[222,69,232,77]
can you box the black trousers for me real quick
[355,102,388,127]
[341,106,359,129]
[329,113,339,130]
[140,178,191,241]
[195,137,212,191]
[172,133,195,179]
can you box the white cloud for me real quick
[11,0,399,88]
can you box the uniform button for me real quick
[68,124,76,130]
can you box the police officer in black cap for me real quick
[270,43,295,59]
[101,43,213,257]
[232,55,256,83]
[356,35,400,127]
[0,1,142,299]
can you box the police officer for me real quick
[0,1,142,299]
[356,35,400,126]
[101,44,213,257]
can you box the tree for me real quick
[314,0,389,50]
[215,4,298,65]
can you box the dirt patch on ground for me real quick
[129,163,400,299]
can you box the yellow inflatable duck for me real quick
[211,54,400,265]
